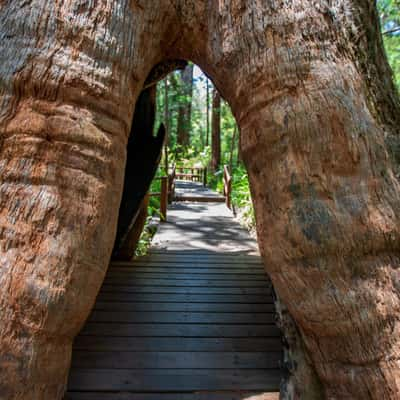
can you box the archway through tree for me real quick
[63,60,285,398]
[1,2,400,400]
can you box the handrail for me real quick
[149,175,169,222]
[174,165,207,186]
[148,163,211,220]
[223,165,232,209]
[168,164,176,203]
[160,176,168,222]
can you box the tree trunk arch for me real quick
[1,1,400,399]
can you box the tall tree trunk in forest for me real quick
[163,78,169,174]
[237,127,242,165]
[229,125,237,172]
[176,64,193,149]
[211,89,221,171]
[1,2,400,400]
[206,79,210,147]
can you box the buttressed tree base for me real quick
[1,1,400,399]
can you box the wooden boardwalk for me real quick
[174,180,226,203]
[65,182,282,399]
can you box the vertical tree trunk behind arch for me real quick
[176,64,194,149]
[211,88,221,171]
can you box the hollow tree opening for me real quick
[112,87,163,260]
[112,60,188,260]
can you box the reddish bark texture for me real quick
[1,1,400,399]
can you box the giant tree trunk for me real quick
[176,64,194,149]
[1,1,400,399]
[211,89,221,171]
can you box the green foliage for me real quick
[134,217,155,257]
[383,35,400,88]
[379,0,400,27]
[154,63,253,230]
[178,146,211,168]
[155,65,196,149]
[148,173,162,217]
[134,171,165,257]
[378,0,400,88]
[231,166,256,231]
[207,164,255,231]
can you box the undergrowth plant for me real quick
[208,163,256,232]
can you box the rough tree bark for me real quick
[1,1,400,399]
[211,88,221,171]
[176,63,194,148]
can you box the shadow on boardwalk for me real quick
[155,180,258,254]
[65,182,282,400]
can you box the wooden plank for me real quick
[111,262,265,270]
[141,252,262,259]
[67,183,284,398]
[96,292,274,303]
[108,267,266,276]
[100,285,271,295]
[88,311,276,324]
[67,368,282,391]
[80,323,281,337]
[148,249,256,255]
[103,277,271,288]
[113,259,264,266]
[174,195,226,203]
[73,336,282,352]
[130,256,263,265]
[71,351,282,369]
[93,301,276,313]
[64,392,280,400]
[175,173,201,178]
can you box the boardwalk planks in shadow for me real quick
[65,183,283,399]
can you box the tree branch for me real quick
[383,26,400,35]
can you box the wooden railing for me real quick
[223,165,232,209]
[149,164,232,221]
[175,166,207,186]
[150,176,169,222]
[149,165,177,222]
[168,165,176,204]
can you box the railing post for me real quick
[203,167,207,186]
[223,165,232,209]
[160,176,168,222]
[168,165,176,204]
